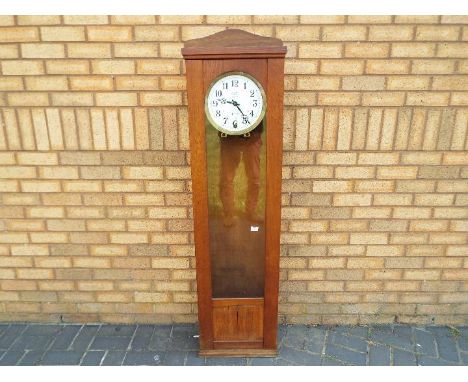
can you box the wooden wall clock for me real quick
[182,29,286,357]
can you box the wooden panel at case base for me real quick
[212,298,264,345]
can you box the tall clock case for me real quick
[182,29,286,357]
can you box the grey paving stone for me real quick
[185,351,206,366]
[89,336,132,351]
[97,325,136,337]
[458,326,468,338]
[275,358,295,366]
[129,325,154,351]
[101,351,126,366]
[283,327,308,349]
[307,326,327,339]
[249,357,278,366]
[460,352,468,364]
[368,343,390,366]
[417,355,457,366]
[277,325,287,342]
[331,325,368,339]
[279,345,322,365]
[17,350,45,366]
[168,332,199,351]
[10,335,54,351]
[70,325,99,351]
[304,337,325,355]
[0,351,25,366]
[328,332,368,353]
[0,323,465,366]
[152,325,173,338]
[50,325,82,350]
[414,329,437,357]
[172,324,197,336]
[369,324,392,333]
[322,356,346,366]
[170,325,198,349]
[205,356,247,366]
[161,350,186,366]
[325,343,367,365]
[80,351,106,366]
[393,348,417,366]
[0,324,27,350]
[23,324,62,337]
[124,351,163,366]
[41,350,84,365]
[427,326,451,337]
[435,334,459,363]
[285,325,326,353]
[458,336,468,351]
[369,329,413,351]
[148,334,172,351]
[393,325,412,339]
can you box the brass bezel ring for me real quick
[204,71,267,136]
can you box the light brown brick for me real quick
[2,60,44,75]
[285,59,318,74]
[17,16,61,25]
[345,43,389,58]
[321,60,364,75]
[299,43,342,58]
[92,60,135,74]
[181,26,225,41]
[140,92,182,106]
[69,76,113,91]
[0,27,39,42]
[111,16,156,24]
[67,43,111,58]
[41,26,85,41]
[322,26,367,41]
[25,76,68,91]
[51,93,94,107]
[334,194,372,206]
[0,77,23,91]
[21,180,61,192]
[95,93,137,107]
[46,59,89,74]
[318,92,360,106]
[114,43,159,57]
[406,92,450,106]
[87,26,132,41]
[277,26,320,41]
[369,26,414,41]
[416,26,460,41]
[313,181,353,193]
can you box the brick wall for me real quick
[0,15,467,325]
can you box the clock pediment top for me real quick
[182,28,286,59]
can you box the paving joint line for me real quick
[82,323,103,366]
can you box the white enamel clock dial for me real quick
[205,72,266,135]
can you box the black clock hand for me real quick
[226,99,250,123]
[228,100,247,116]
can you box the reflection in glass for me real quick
[206,119,266,298]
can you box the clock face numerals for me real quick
[205,73,266,135]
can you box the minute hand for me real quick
[227,100,247,117]
[235,105,246,116]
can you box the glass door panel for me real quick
[205,119,267,298]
